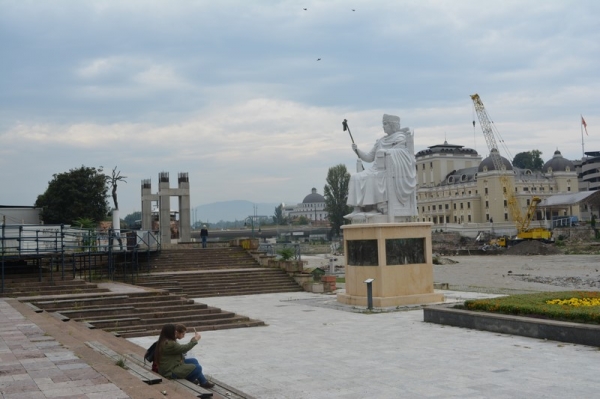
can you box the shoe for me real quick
[200,381,215,389]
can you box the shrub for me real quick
[277,247,295,261]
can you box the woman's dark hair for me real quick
[156,324,176,363]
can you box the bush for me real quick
[277,247,295,261]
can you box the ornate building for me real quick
[283,188,328,224]
[415,141,578,226]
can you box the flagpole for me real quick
[581,114,585,159]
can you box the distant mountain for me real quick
[192,200,284,223]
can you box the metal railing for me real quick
[1,224,160,293]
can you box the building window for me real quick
[485,188,488,194]
[504,213,508,221]
[504,200,507,207]
[527,199,530,206]
[445,204,449,209]
[568,187,571,191]
[485,201,489,208]
[453,203,456,210]
[467,202,471,209]
[486,214,489,221]
[468,215,472,222]
[460,203,463,209]
[454,216,457,223]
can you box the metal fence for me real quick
[1,224,160,293]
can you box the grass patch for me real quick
[115,357,128,369]
[457,291,600,325]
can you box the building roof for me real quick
[302,188,325,203]
[440,167,479,186]
[542,150,575,173]
[538,190,600,207]
[478,148,513,172]
[416,140,478,157]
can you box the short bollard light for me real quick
[364,278,375,310]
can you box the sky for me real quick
[1,0,599,217]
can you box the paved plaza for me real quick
[130,289,600,399]
[0,300,130,399]
[3,253,600,398]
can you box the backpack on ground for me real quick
[144,341,157,364]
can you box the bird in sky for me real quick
[317,58,321,61]
[352,9,355,11]
[303,8,307,10]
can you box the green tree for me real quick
[512,150,544,171]
[123,211,142,228]
[35,166,109,225]
[272,203,286,225]
[323,164,352,237]
[296,215,309,225]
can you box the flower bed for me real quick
[457,291,600,325]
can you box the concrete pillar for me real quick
[178,172,191,242]
[159,172,171,245]
[141,179,154,231]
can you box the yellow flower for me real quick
[546,297,600,307]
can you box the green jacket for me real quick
[157,339,198,379]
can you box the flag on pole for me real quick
[581,116,588,135]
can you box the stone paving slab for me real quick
[0,300,131,399]
[130,291,600,399]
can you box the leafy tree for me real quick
[323,164,352,237]
[512,150,543,171]
[35,166,109,225]
[272,204,286,225]
[295,215,309,225]
[123,211,142,228]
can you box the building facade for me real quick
[415,141,579,226]
[283,188,328,224]
[575,151,600,192]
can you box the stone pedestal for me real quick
[337,222,443,307]
[112,209,121,249]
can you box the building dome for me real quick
[478,148,513,172]
[302,188,325,203]
[542,150,574,173]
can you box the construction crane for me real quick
[470,93,551,244]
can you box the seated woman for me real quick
[155,323,214,388]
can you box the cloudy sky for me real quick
[1,0,599,217]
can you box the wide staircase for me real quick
[0,275,110,297]
[136,246,304,297]
[25,291,265,338]
[148,246,263,271]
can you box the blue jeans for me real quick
[183,358,207,384]
[201,236,207,248]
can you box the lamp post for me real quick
[244,216,255,238]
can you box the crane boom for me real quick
[470,93,525,230]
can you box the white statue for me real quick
[346,114,418,222]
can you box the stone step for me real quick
[5,287,110,297]
[68,304,221,320]
[116,319,266,338]
[105,315,262,335]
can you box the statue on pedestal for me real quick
[345,114,417,222]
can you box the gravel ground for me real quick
[434,254,600,294]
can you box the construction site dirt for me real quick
[434,253,600,295]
